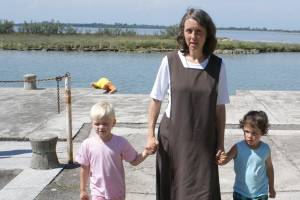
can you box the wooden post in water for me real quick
[65,74,73,164]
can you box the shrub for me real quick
[0,20,14,34]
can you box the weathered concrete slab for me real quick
[1,89,300,140]
[227,90,300,125]
[1,89,300,200]
[0,168,62,200]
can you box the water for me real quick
[0,50,299,95]
[0,51,162,93]
[217,30,300,44]
[222,53,300,94]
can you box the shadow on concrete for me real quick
[35,163,82,200]
[73,123,91,142]
[0,169,23,190]
[59,163,81,169]
[0,149,32,158]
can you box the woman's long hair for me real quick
[177,8,217,56]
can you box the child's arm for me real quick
[217,144,237,165]
[266,153,276,198]
[130,149,150,166]
[80,165,90,200]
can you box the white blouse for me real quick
[150,51,230,118]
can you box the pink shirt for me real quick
[76,134,138,200]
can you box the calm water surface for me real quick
[0,51,299,94]
[217,30,300,44]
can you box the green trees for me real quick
[95,28,137,36]
[0,19,66,34]
[0,20,14,34]
[0,20,139,36]
[161,25,179,37]
[18,20,64,34]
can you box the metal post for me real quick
[65,74,73,164]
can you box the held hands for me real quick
[146,135,159,155]
[216,145,225,158]
[143,147,154,157]
[215,145,225,165]
[215,145,229,166]
[80,191,89,200]
[269,188,276,198]
[216,151,228,165]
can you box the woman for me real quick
[146,8,230,200]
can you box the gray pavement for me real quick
[0,88,300,199]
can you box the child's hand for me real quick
[80,191,89,200]
[269,188,276,198]
[146,136,159,154]
[144,147,154,156]
[131,149,150,166]
[216,152,228,165]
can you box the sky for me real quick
[1,0,300,30]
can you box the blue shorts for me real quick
[233,192,268,200]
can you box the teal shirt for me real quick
[234,141,270,198]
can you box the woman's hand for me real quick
[146,135,159,155]
[216,145,225,165]
[269,188,276,198]
[216,152,227,165]
[80,191,89,200]
[147,98,161,154]
[216,145,225,158]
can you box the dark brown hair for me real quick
[176,8,217,56]
[239,110,270,135]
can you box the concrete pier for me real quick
[0,88,300,199]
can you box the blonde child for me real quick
[218,110,276,199]
[76,101,150,200]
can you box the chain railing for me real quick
[0,72,74,163]
[0,72,71,114]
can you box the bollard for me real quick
[24,74,37,90]
[29,134,59,169]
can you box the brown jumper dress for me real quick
[156,52,222,200]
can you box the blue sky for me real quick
[1,0,300,30]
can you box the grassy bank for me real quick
[1,33,300,53]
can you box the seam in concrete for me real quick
[250,91,280,123]
[268,136,300,173]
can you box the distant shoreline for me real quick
[13,23,300,33]
[1,34,300,54]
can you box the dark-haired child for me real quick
[218,110,276,199]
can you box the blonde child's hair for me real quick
[90,101,115,121]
